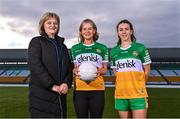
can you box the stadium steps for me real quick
[0,70,6,75]
[0,77,26,83]
[23,74,30,83]
[166,76,180,82]
[148,76,167,82]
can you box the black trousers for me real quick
[74,90,105,118]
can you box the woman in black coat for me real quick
[28,12,73,118]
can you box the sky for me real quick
[0,0,179,49]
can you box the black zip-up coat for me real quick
[28,34,73,118]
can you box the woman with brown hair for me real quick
[110,19,151,118]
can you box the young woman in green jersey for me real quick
[71,19,108,118]
[110,19,151,118]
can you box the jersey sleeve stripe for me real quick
[143,61,151,65]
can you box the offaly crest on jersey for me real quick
[96,48,102,53]
[132,51,138,57]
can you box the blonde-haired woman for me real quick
[28,12,73,118]
[71,19,108,118]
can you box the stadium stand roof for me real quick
[149,48,180,62]
[0,49,27,63]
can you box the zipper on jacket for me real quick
[43,36,64,118]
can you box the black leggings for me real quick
[74,91,105,118]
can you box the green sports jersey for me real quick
[110,42,151,99]
[110,42,151,70]
[71,42,108,91]
[71,42,108,68]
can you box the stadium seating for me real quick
[0,48,180,84]
[0,68,30,83]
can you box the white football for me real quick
[78,62,97,81]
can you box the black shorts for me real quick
[73,90,105,118]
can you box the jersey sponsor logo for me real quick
[115,59,143,72]
[116,59,136,70]
[77,54,100,63]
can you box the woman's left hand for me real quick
[97,66,107,76]
[59,83,68,94]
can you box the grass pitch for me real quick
[0,87,180,118]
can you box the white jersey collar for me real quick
[83,42,95,47]
[120,44,131,50]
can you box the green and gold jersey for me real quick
[110,42,151,99]
[71,42,108,91]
